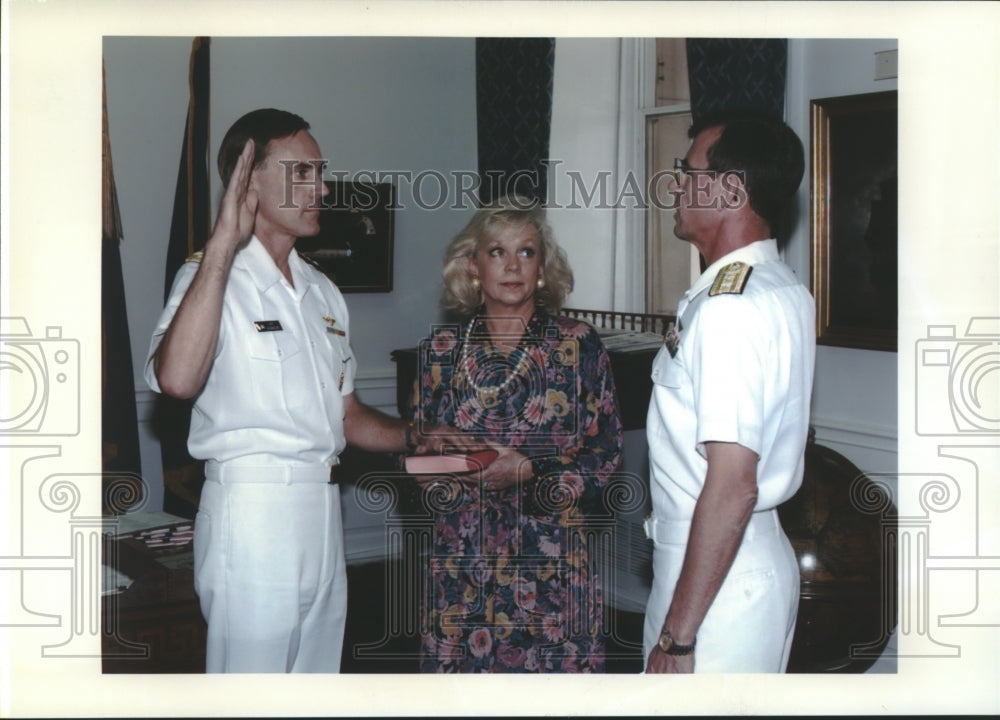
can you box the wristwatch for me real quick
[657,628,696,656]
[404,421,418,451]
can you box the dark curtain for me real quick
[686,39,787,123]
[153,37,211,518]
[686,38,793,242]
[475,38,554,205]
[102,62,143,509]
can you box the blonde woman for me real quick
[407,196,624,672]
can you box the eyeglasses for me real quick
[673,158,711,179]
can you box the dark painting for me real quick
[811,90,898,351]
[296,181,395,293]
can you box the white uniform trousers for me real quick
[193,463,347,673]
[642,509,799,673]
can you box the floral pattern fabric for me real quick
[407,310,624,672]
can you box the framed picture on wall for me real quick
[296,180,395,293]
[810,90,897,352]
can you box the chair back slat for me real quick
[561,307,676,336]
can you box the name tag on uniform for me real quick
[254,320,283,332]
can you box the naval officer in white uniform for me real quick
[146,108,468,673]
[643,111,815,673]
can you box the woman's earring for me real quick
[536,277,545,289]
[471,277,481,289]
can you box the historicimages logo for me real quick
[0,317,81,436]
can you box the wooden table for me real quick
[102,519,206,673]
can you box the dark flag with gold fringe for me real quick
[153,37,212,518]
[164,36,212,300]
[102,61,143,509]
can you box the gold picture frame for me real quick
[811,90,898,352]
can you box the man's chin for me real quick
[300,221,322,239]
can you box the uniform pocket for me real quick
[729,565,777,604]
[225,484,327,589]
[329,335,352,392]
[245,331,303,410]
[651,352,685,389]
[192,507,213,599]
[193,510,211,561]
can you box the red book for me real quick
[403,450,499,475]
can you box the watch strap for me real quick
[658,628,696,656]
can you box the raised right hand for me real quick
[210,139,259,249]
[153,140,258,399]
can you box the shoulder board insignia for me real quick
[185,251,204,263]
[709,261,752,296]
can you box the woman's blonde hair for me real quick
[441,195,574,316]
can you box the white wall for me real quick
[103,37,478,539]
[105,36,900,569]
[785,38,900,674]
[785,38,899,477]
[104,36,200,513]
[210,37,478,378]
[548,37,901,478]
[106,34,623,519]
[549,37,622,311]
[210,37,478,559]
[547,42,902,670]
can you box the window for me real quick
[644,39,700,316]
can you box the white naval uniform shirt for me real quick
[646,239,815,520]
[145,235,356,466]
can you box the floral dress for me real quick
[406,310,624,672]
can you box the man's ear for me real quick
[719,170,748,210]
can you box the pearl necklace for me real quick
[455,317,530,408]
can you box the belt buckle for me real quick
[643,515,654,540]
